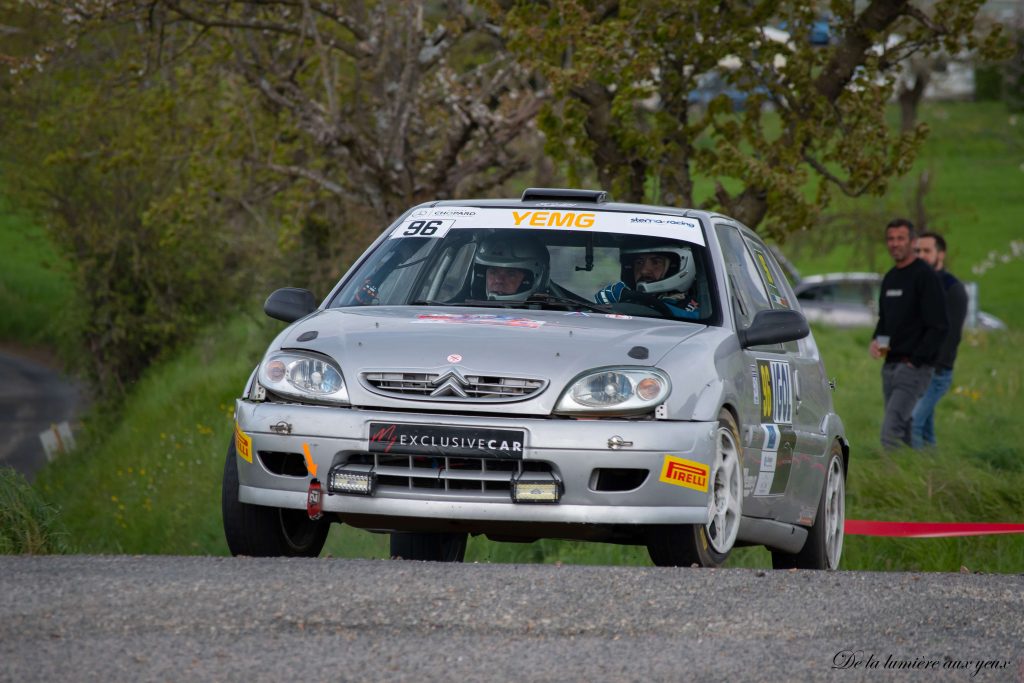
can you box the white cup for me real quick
[875,335,891,355]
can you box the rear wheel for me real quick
[647,409,743,568]
[221,440,330,557]
[390,532,468,562]
[771,442,845,570]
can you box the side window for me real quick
[743,238,795,310]
[334,237,434,306]
[715,224,772,329]
[434,242,476,301]
[798,284,829,302]
[743,235,802,352]
[831,283,866,304]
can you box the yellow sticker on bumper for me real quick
[659,456,709,492]
[234,422,253,464]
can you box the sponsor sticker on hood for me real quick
[412,313,545,328]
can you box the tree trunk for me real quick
[898,70,930,133]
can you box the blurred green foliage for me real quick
[0,11,362,398]
[499,0,1005,236]
[0,197,72,349]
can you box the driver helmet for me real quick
[472,234,550,301]
[620,244,696,295]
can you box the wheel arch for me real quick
[719,402,741,431]
[837,435,850,478]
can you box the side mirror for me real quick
[738,309,810,348]
[264,288,317,323]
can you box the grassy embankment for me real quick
[8,101,1024,570]
[0,197,72,350]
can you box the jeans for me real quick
[881,362,934,450]
[911,367,954,448]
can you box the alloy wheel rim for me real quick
[823,457,845,568]
[707,424,742,554]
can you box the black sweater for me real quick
[872,258,949,367]
[936,270,967,370]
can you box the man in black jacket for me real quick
[869,219,948,449]
[910,231,967,448]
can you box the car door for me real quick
[715,223,827,523]
[714,223,792,520]
[740,232,831,525]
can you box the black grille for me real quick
[362,371,546,401]
[258,451,308,477]
[343,452,555,494]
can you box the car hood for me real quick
[275,306,705,414]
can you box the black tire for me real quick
[390,532,468,562]
[221,439,330,557]
[647,409,743,568]
[771,442,845,570]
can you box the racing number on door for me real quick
[403,220,443,236]
[757,359,792,425]
[760,364,773,421]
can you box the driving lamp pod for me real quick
[258,351,350,404]
[554,367,670,414]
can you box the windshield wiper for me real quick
[522,293,612,313]
[409,299,515,308]
[408,299,452,306]
[461,294,612,313]
[410,295,612,313]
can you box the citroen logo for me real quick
[430,369,469,398]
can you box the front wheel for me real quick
[390,532,468,562]
[771,442,845,570]
[221,440,330,557]
[646,409,743,567]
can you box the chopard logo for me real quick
[430,369,469,398]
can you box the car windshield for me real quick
[328,207,715,322]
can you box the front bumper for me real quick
[234,399,718,527]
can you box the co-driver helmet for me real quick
[620,244,696,295]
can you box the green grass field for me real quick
[9,101,1024,571]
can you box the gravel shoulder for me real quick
[1,555,1021,682]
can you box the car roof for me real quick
[412,189,734,226]
[796,272,881,287]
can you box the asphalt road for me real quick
[1,555,1021,682]
[0,349,81,480]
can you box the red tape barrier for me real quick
[846,520,1024,538]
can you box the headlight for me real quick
[555,368,670,415]
[258,351,349,405]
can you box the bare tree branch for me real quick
[161,0,368,59]
[261,161,345,195]
[802,153,881,198]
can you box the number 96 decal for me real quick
[390,219,454,239]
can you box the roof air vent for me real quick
[521,188,609,203]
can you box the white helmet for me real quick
[472,235,550,301]
[621,245,696,295]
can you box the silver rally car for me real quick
[223,188,848,569]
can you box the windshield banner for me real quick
[390,206,705,246]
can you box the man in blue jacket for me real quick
[911,231,967,448]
